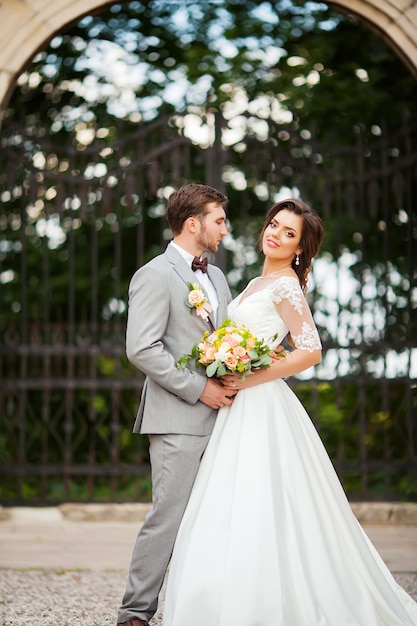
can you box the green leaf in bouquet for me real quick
[176,343,199,370]
[216,362,227,377]
[252,354,273,368]
[206,361,219,377]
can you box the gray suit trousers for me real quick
[117,432,211,623]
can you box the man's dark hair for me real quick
[167,183,228,235]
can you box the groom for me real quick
[117,183,236,626]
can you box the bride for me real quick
[162,198,417,626]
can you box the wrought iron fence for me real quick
[0,112,416,503]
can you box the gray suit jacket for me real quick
[126,244,232,435]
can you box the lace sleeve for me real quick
[271,276,322,352]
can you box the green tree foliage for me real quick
[7,1,416,133]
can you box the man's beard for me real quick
[196,227,217,254]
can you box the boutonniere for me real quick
[185,283,213,322]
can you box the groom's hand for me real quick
[271,345,286,360]
[199,378,237,409]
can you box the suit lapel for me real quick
[166,244,195,284]
[206,267,228,326]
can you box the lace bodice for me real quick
[227,276,321,353]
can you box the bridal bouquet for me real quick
[176,318,277,380]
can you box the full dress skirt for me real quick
[163,380,417,626]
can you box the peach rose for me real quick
[188,289,205,307]
[233,346,247,359]
[201,345,216,362]
[225,354,238,369]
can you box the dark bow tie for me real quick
[191,256,208,273]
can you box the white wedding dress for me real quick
[162,276,417,626]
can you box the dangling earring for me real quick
[295,254,300,266]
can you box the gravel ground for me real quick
[1,569,416,626]
[0,569,166,626]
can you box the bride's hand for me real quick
[220,374,244,391]
[221,349,286,391]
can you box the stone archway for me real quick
[332,0,417,75]
[0,0,114,114]
[0,0,416,116]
